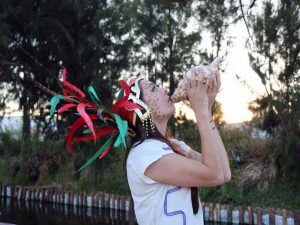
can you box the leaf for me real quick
[50,95,65,116]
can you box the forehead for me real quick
[140,79,154,90]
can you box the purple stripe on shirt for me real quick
[162,146,172,151]
[164,186,186,225]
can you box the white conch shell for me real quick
[171,57,224,103]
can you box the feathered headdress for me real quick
[48,68,150,171]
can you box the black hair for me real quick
[117,79,199,222]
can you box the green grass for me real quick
[199,179,300,210]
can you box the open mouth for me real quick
[168,96,172,102]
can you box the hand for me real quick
[207,69,221,112]
[183,67,209,115]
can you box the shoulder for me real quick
[127,138,175,183]
[129,139,173,155]
[127,138,174,167]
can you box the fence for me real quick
[0,185,299,225]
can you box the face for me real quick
[139,80,175,120]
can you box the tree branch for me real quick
[239,0,253,42]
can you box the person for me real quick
[117,67,231,225]
[48,66,230,225]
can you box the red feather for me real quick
[58,103,76,114]
[77,104,96,142]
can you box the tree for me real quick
[247,0,300,182]
[0,0,134,153]
[129,0,201,94]
[194,0,239,62]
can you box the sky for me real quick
[176,13,265,124]
[3,6,266,124]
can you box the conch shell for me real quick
[171,57,224,103]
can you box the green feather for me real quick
[87,86,100,105]
[78,135,115,171]
[50,95,65,116]
[83,129,92,134]
[113,114,128,148]
[67,98,79,103]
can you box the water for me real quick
[0,197,136,225]
[0,197,234,225]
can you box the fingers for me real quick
[184,68,211,89]
[183,72,190,88]
[216,71,221,89]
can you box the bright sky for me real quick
[215,20,265,123]
[176,13,265,124]
[3,10,266,124]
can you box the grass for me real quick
[199,178,300,210]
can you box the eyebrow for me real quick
[148,82,155,89]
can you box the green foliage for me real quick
[200,179,300,210]
[174,109,199,150]
[0,128,22,156]
[248,0,300,182]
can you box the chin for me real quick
[167,105,175,117]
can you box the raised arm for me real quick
[145,69,226,187]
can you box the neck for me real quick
[153,117,168,136]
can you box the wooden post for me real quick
[257,207,263,225]
[104,193,110,209]
[18,186,23,200]
[99,192,104,208]
[95,192,99,208]
[6,186,11,197]
[215,203,220,222]
[54,189,58,204]
[116,195,120,210]
[282,209,287,225]
[39,188,45,202]
[120,195,126,210]
[238,205,243,224]
[248,206,254,224]
[53,189,57,204]
[30,187,34,201]
[61,191,65,204]
[269,208,275,225]
[34,187,39,201]
[201,201,205,220]
[126,196,131,212]
[294,210,300,225]
[110,194,115,209]
[83,192,87,207]
[12,186,17,199]
[87,193,92,207]
[25,188,29,201]
[209,203,214,221]
[227,204,232,223]
[73,193,78,206]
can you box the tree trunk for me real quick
[21,94,31,156]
